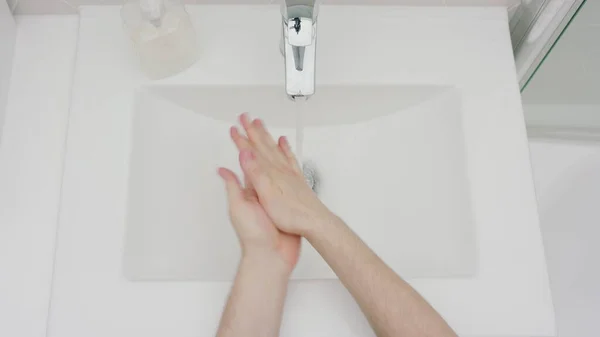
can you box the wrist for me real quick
[240,249,292,278]
[295,198,335,236]
[303,210,341,242]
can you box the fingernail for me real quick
[253,119,263,127]
[239,113,248,124]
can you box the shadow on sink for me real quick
[147,84,449,126]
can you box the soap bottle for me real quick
[121,0,198,79]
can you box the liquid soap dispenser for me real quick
[121,0,198,79]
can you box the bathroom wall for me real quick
[0,0,16,139]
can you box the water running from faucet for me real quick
[294,98,307,166]
[293,97,318,192]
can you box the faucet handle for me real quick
[286,17,314,47]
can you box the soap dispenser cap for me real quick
[139,0,164,21]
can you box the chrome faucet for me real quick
[281,1,318,100]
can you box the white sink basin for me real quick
[123,85,476,281]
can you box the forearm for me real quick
[216,254,290,337]
[305,213,457,337]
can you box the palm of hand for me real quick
[220,168,301,271]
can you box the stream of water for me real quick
[294,97,309,166]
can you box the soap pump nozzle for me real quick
[139,0,165,26]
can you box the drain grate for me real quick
[302,161,319,193]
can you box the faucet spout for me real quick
[282,5,317,99]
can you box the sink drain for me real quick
[302,161,319,193]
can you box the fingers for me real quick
[233,113,293,172]
[278,136,302,174]
[278,135,295,160]
[239,112,253,131]
[239,149,261,179]
[230,126,251,152]
[218,167,243,202]
[239,149,273,193]
[230,126,256,191]
[252,118,278,148]
[239,113,278,156]
[243,174,254,191]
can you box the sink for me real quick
[123,85,476,281]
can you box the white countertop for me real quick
[0,16,78,337]
[0,7,555,337]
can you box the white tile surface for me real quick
[0,16,78,337]
[47,5,553,337]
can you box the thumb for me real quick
[218,167,243,203]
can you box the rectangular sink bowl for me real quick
[123,85,476,281]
